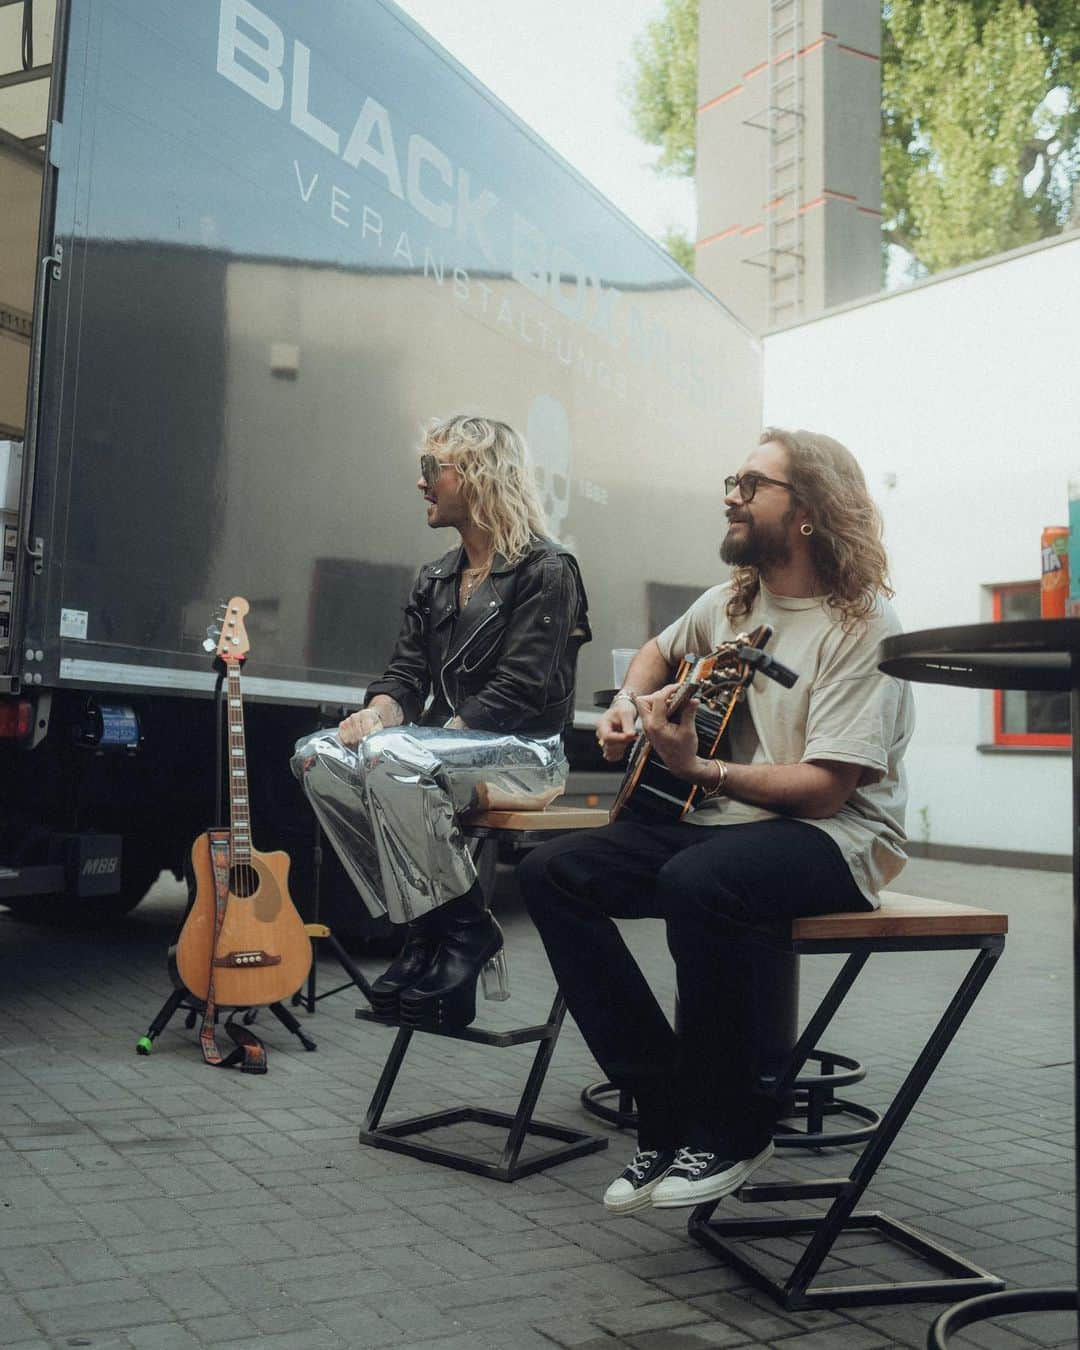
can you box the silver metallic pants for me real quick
[291,725,568,924]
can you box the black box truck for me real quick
[0,0,760,920]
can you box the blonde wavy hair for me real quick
[726,427,893,630]
[422,414,550,563]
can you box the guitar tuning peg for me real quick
[201,638,218,653]
[206,624,221,639]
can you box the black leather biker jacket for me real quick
[363,537,590,738]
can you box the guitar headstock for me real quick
[207,597,250,667]
[666,643,744,715]
[694,626,774,706]
[665,626,784,717]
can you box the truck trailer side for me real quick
[0,0,761,923]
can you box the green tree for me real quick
[626,0,698,177]
[883,0,1080,273]
[624,0,697,268]
[660,226,695,271]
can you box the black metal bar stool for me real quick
[688,893,1008,1310]
[354,808,611,1181]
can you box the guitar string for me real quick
[238,665,253,896]
[227,662,254,896]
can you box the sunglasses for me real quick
[724,471,796,503]
[419,453,457,490]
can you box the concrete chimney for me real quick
[695,0,882,332]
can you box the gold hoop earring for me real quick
[800,522,814,537]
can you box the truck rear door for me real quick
[0,0,60,676]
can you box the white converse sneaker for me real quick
[651,1142,775,1208]
[602,1149,677,1215]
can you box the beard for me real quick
[720,510,795,569]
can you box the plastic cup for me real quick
[612,648,636,688]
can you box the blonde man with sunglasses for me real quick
[292,414,589,1030]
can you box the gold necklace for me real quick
[461,560,491,605]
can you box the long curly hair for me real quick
[422,414,550,563]
[726,427,893,630]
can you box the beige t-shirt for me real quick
[655,580,914,906]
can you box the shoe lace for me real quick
[672,1147,715,1177]
[625,1150,660,1180]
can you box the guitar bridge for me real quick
[212,950,282,968]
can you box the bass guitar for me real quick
[610,625,797,824]
[174,598,312,1015]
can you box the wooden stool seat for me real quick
[463,806,610,833]
[794,893,1008,942]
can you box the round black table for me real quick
[879,621,1080,1346]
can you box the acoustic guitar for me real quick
[174,598,312,1009]
[610,625,797,824]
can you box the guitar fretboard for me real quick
[225,663,251,865]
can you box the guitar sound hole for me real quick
[229,864,260,898]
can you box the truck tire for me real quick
[2,891,142,923]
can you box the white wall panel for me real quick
[763,235,1080,856]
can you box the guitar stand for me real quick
[136,983,318,1056]
[293,925,375,1012]
[291,819,376,1014]
[138,668,323,1065]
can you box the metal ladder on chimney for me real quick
[743,0,806,327]
[766,0,805,325]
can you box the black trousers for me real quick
[517,817,870,1154]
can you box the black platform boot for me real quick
[398,885,509,1030]
[367,918,442,1021]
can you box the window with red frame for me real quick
[991,584,1069,747]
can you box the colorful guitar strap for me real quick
[198,829,267,1074]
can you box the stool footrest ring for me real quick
[928,1286,1077,1349]
[775,1097,881,1149]
[580,1080,638,1129]
[793,1047,867,1092]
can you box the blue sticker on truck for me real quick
[99,705,139,748]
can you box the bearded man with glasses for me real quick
[292,414,589,1030]
[519,427,913,1214]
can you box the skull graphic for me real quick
[527,394,572,537]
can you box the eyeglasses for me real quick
[419,453,457,490]
[724,471,796,503]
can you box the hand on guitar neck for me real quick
[631,683,713,783]
[598,684,704,766]
[608,626,795,825]
[596,643,734,767]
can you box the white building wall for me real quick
[763,233,1080,858]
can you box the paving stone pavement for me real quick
[0,855,1074,1350]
